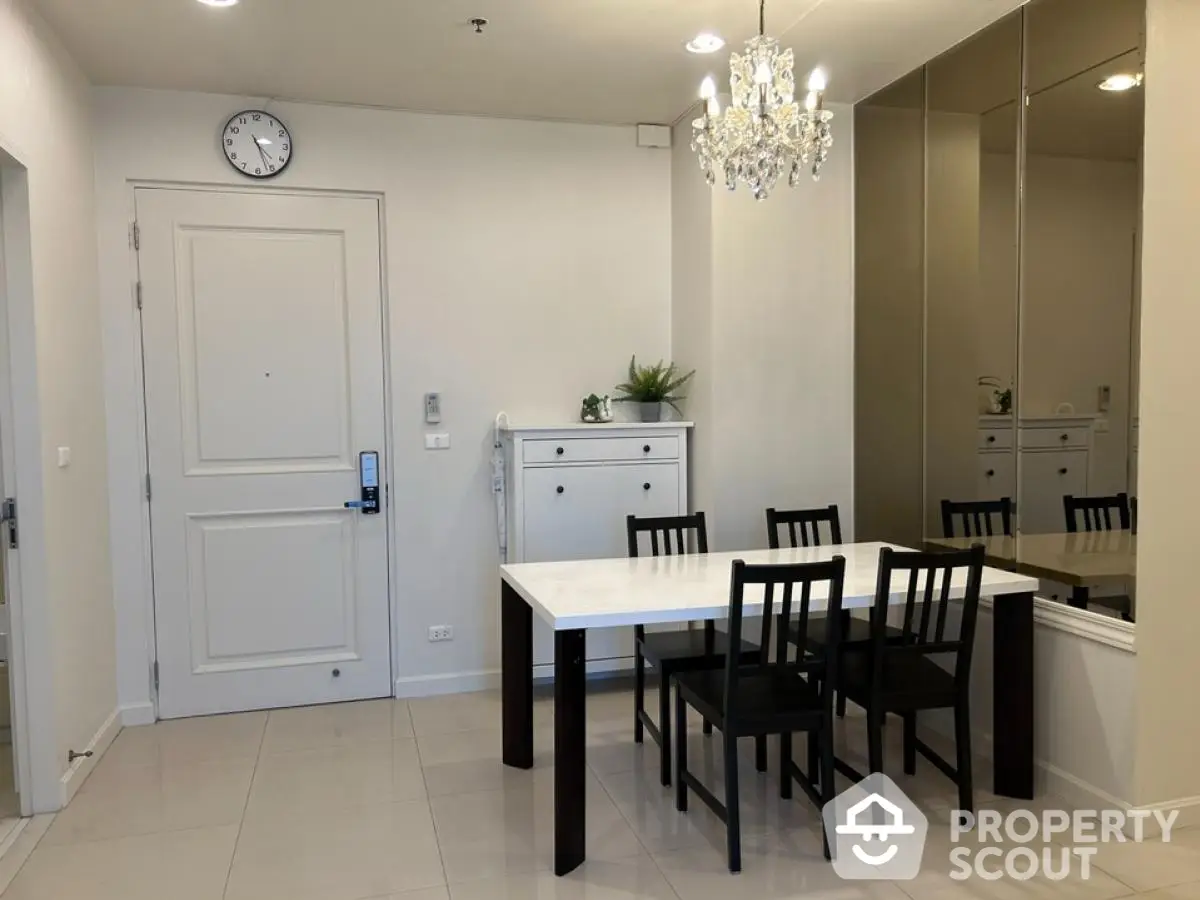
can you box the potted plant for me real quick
[614,356,695,423]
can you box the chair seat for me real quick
[838,646,958,711]
[674,668,824,735]
[787,614,902,647]
[639,629,759,673]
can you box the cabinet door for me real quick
[1019,450,1088,534]
[977,451,1016,502]
[523,463,681,666]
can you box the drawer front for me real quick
[1019,449,1088,534]
[523,435,680,465]
[978,426,1015,451]
[1020,425,1090,450]
[977,451,1016,501]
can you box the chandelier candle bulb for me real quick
[807,67,827,92]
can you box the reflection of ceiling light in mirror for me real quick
[1097,73,1143,92]
[196,0,239,6]
[686,33,725,54]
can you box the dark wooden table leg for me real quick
[1069,586,1090,610]
[993,591,1034,799]
[502,580,533,769]
[554,628,586,876]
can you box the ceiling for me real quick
[30,0,1025,125]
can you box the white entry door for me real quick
[137,188,391,719]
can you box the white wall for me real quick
[92,88,672,704]
[668,104,856,553]
[0,0,116,809]
[1132,0,1200,811]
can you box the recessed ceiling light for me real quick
[1097,73,1143,92]
[686,33,725,54]
[196,0,239,7]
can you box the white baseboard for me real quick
[59,707,122,807]
[119,702,155,727]
[1125,795,1200,836]
[394,670,500,699]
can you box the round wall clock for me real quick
[222,110,293,179]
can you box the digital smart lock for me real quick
[344,451,381,514]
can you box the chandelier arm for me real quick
[759,0,766,37]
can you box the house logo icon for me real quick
[823,772,928,880]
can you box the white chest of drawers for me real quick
[977,416,1095,534]
[503,422,692,672]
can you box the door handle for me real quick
[346,451,381,514]
[344,499,378,511]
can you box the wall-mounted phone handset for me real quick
[344,451,381,514]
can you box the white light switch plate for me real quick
[424,393,442,424]
[57,447,71,468]
[425,433,451,450]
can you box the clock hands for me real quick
[251,135,274,170]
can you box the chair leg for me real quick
[780,733,793,800]
[659,676,672,787]
[675,682,689,812]
[820,723,836,861]
[703,718,713,736]
[836,691,847,718]
[755,736,767,773]
[807,729,819,786]
[725,734,742,873]
[633,648,645,744]
[867,705,885,775]
[955,700,975,815]
[903,712,917,776]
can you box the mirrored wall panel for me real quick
[852,0,1145,621]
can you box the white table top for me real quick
[926,532,1135,587]
[500,541,1039,630]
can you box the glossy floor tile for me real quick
[0,686,1186,899]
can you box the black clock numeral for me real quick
[281,144,289,152]
[238,117,247,125]
[230,152,237,160]
[255,168,262,175]
[231,126,240,134]
[279,129,286,138]
[268,164,277,172]
[225,138,233,146]
[252,113,262,121]
[241,162,248,170]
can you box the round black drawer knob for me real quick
[987,436,996,443]
[556,446,565,455]
[1060,434,1069,441]
[1059,468,1068,475]
[643,444,651,453]
[556,485,564,494]
[643,482,651,491]
[332,668,341,678]
[986,469,995,477]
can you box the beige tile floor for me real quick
[0,684,1193,900]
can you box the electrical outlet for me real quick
[424,433,451,450]
[428,625,453,642]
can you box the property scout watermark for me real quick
[822,772,1179,882]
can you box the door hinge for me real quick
[145,473,152,502]
[152,660,159,692]
[0,498,16,549]
[135,281,143,310]
[132,221,140,251]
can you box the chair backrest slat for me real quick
[725,556,847,727]
[941,498,1013,539]
[1063,493,1130,533]
[627,512,708,559]
[869,545,986,696]
[766,505,843,550]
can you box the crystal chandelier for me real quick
[690,0,834,200]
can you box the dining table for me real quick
[499,540,1040,876]
[925,530,1135,610]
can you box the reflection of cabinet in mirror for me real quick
[977,415,1096,533]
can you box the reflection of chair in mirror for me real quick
[1061,494,1133,620]
[1063,493,1131,533]
[941,498,1013,538]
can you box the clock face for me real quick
[222,111,293,179]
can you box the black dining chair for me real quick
[627,513,761,787]
[835,545,986,815]
[674,556,847,873]
[1062,493,1133,617]
[941,498,1013,538]
[768,505,896,717]
[1063,493,1131,533]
